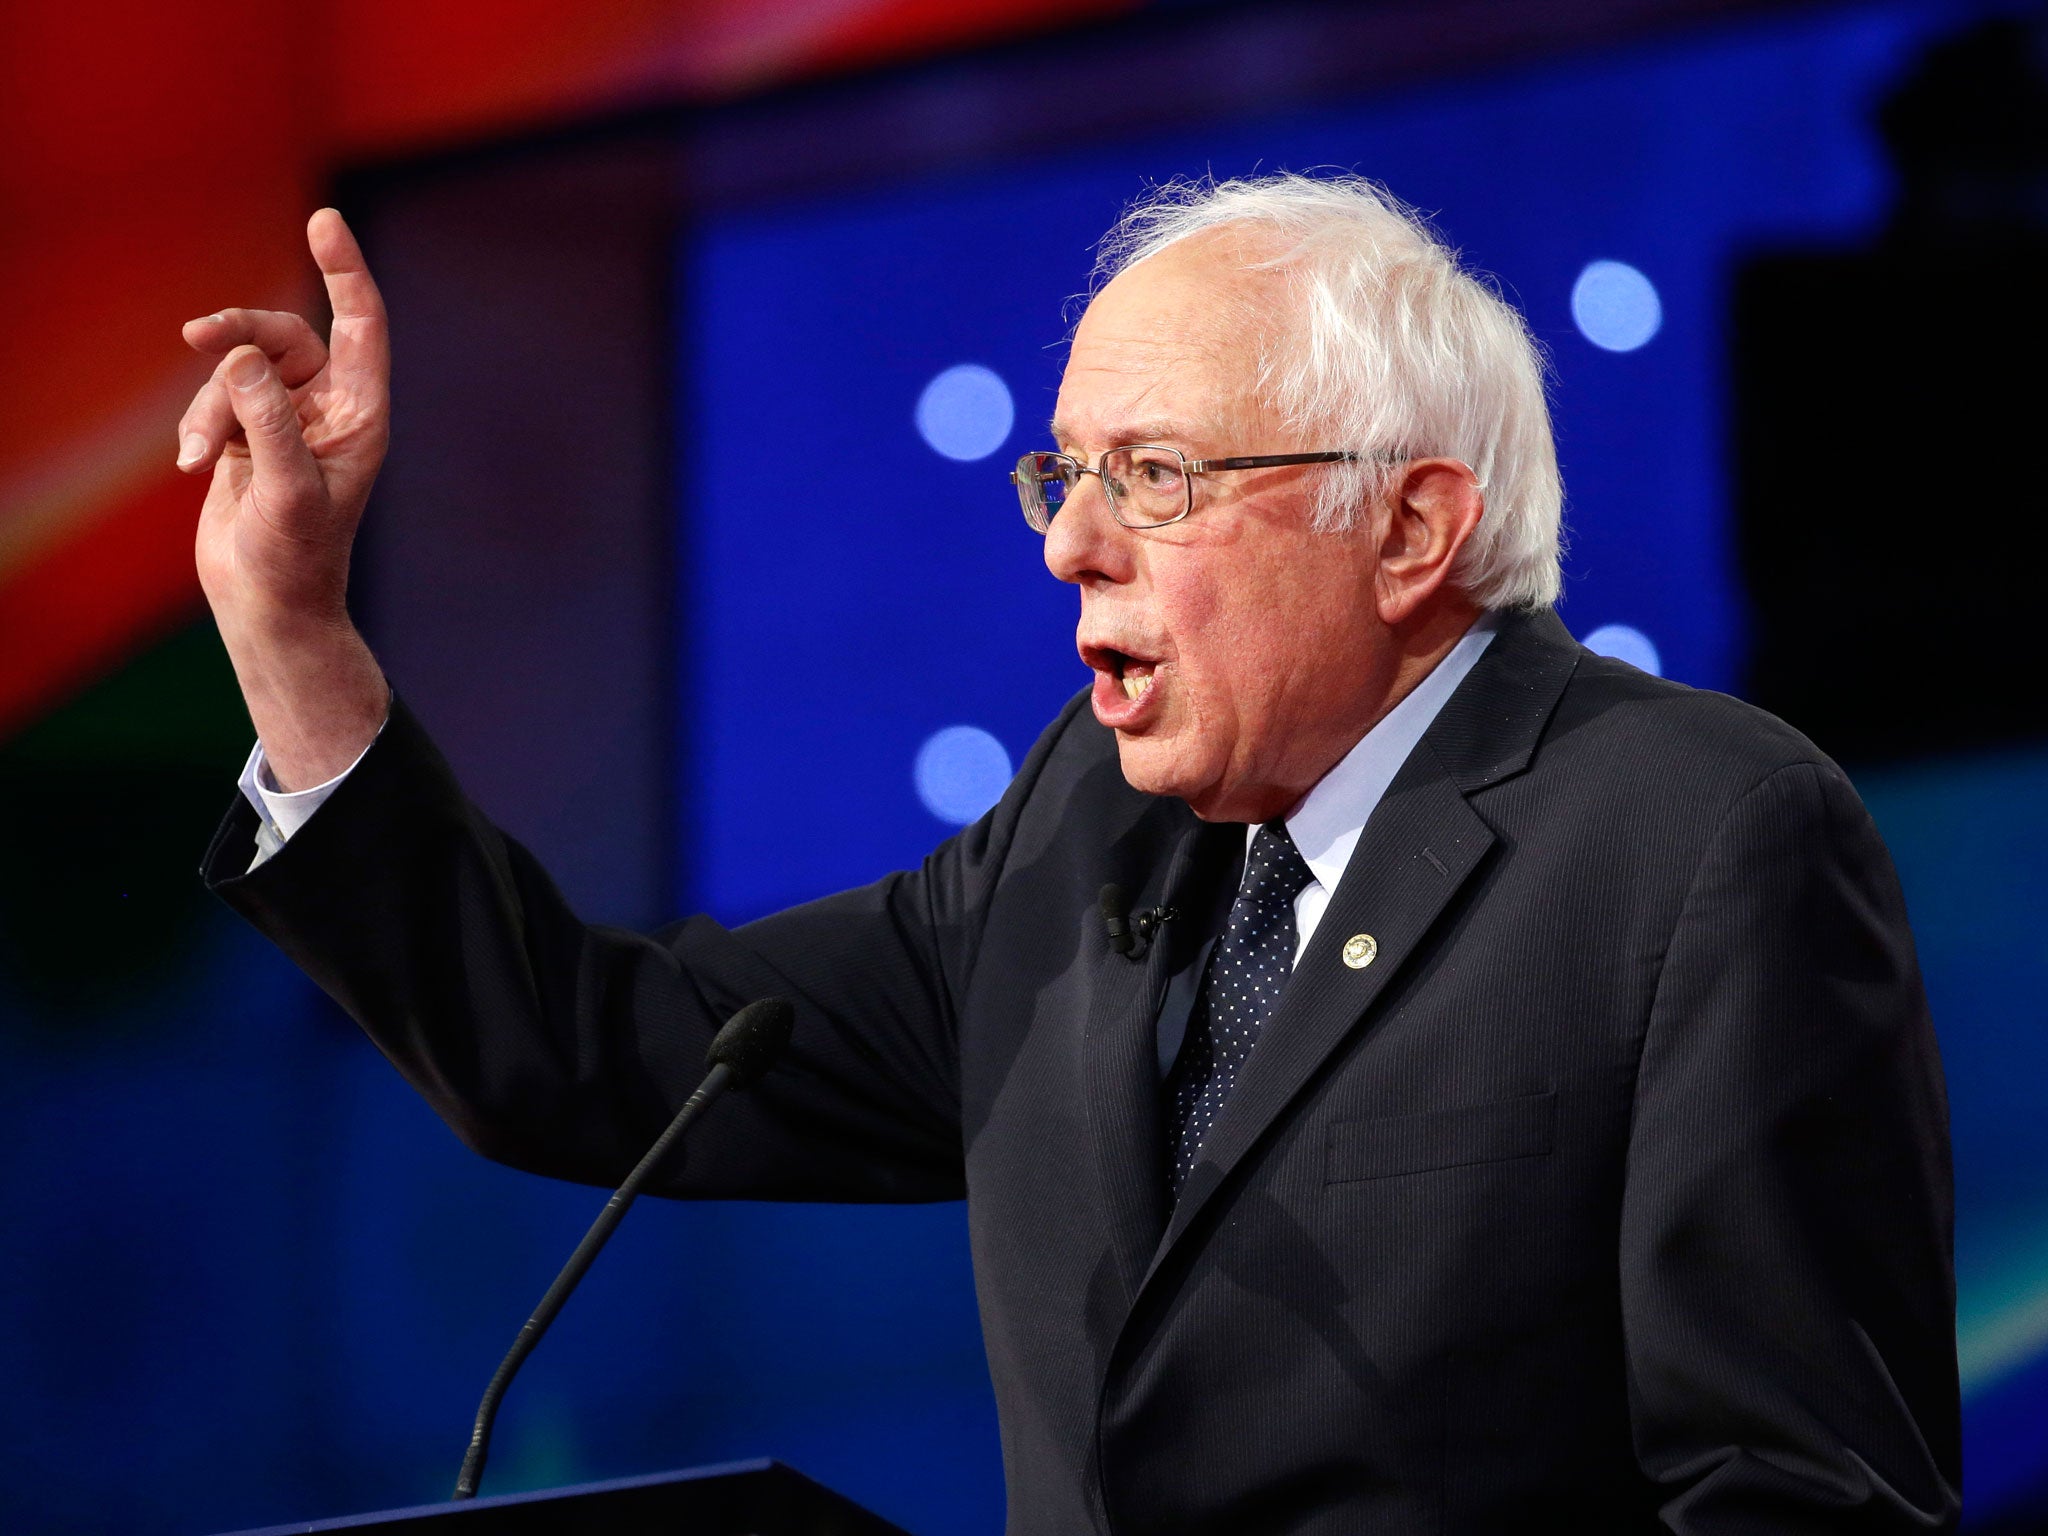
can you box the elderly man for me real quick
[184,174,1959,1534]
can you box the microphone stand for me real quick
[452,998,793,1500]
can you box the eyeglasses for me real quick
[1011,445,1362,533]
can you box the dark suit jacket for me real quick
[203,607,1961,1534]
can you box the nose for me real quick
[1043,473,1133,587]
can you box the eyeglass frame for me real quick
[1011,444,1366,533]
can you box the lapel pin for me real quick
[1341,933,1379,969]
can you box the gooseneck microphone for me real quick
[451,996,796,1500]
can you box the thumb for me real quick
[222,345,322,505]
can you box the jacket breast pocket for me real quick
[1325,1092,1556,1184]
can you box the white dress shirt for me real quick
[237,615,1497,890]
[237,727,382,871]
[1257,612,1498,963]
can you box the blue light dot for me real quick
[915,364,1015,461]
[1582,623,1662,677]
[1571,260,1662,353]
[914,725,1013,825]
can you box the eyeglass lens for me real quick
[1014,448,1190,533]
[1015,454,1073,533]
[1102,447,1188,525]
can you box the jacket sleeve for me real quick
[1620,759,1961,1532]
[201,689,1087,1203]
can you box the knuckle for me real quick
[241,389,297,435]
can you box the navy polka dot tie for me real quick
[1166,820,1315,1199]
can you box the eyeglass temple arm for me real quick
[1183,451,1363,474]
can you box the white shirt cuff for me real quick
[237,725,383,870]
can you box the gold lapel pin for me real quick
[1341,933,1379,970]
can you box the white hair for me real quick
[1093,172,1564,610]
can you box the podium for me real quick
[214,1458,913,1535]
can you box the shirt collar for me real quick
[1258,611,1502,892]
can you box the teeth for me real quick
[1120,673,1153,701]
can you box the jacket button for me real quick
[1342,933,1378,969]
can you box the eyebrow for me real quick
[1047,419,1199,450]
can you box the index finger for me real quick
[307,207,388,398]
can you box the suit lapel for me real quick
[1146,767,1494,1269]
[1083,810,1210,1298]
[1141,607,1582,1283]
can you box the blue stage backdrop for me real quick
[683,1,2047,1528]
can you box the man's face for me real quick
[1046,238,1394,824]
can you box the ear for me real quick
[1373,458,1486,627]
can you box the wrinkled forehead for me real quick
[1054,236,1296,453]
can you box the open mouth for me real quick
[1083,641,1161,706]
[1109,650,1156,702]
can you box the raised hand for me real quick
[179,209,392,790]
